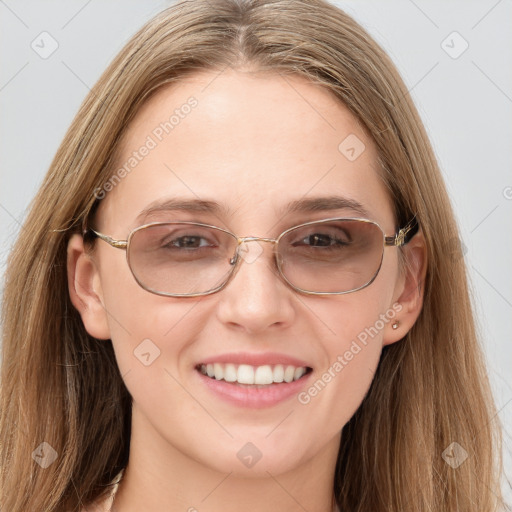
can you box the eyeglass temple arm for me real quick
[83,228,128,250]
[385,215,419,247]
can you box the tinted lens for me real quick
[277,219,384,293]
[128,223,237,295]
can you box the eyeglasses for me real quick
[84,216,419,297]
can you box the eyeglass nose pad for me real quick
[228,240,244,266]
[228,241,280,268]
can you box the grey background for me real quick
[1,0,511,502]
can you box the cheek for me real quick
[301,328,382,425]
[96,251,204,375]
[298,276,398,432]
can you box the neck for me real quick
[112,407,340,512]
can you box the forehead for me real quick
[97,69,394,233]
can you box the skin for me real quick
[67,68,427,512]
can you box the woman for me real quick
[0,0,506,510]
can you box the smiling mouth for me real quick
[196,363,313,386]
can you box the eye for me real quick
[289,223,352,249]
[297,232,350,248]
[163,234,216,249]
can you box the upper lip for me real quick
[197,352,312,368]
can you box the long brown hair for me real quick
[0,0,506,510]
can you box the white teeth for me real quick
[237,364,254,384]
[283,365,296,383]
[199,362,309,385]
[294,367,305,380]
[224,363,237,382]
[213,363,224,380]
[254,365,274,385]
[273,364,284,383]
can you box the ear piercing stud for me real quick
[392,321,400,330]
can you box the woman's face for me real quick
[74,69,414,477]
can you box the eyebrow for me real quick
[135,195,370,224]
[135,198,232,225]
[284,196,370,218]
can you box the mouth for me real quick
[195,362,313,387]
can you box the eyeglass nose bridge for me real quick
[229,236,279,266]
[237,236,278,244]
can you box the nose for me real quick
[214,238,296,334]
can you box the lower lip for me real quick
[196,369,312,409]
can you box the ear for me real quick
[383,229,428,346]
[67,233,111,340]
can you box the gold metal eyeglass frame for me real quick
[83,215,419,297]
